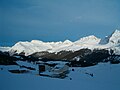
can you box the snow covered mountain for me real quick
[9,35,100,56]
[8,30,120,56]
[9,40,73,56]
[99,30,120,55]
[0,30,120,67]
[99,30,120,45]
[74,35,100,45]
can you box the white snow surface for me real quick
[7,30,120,56]
[0,63,120,90]
[0,47,11,52]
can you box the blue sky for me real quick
[0,0,120,46]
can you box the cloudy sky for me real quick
[0,0,120,46]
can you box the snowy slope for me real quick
[9,30,120,56]
[10,40,74,56]
[10,41,53,56]
[0,47,11,52]
[74,35,100,45]
[9,36,100,56]
[0,63,120,90]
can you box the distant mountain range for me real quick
[0,30,120,66]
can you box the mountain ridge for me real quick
[0,30,120,66]
[0,29,120,56]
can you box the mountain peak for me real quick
[63,40,73,44]
[109,29,120,44]
[112,29,120,34]
[99,29,120,45]
[74,35,100,45]
[31,40,44,44]
[79,35,99,41]
[111,29,120,38]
